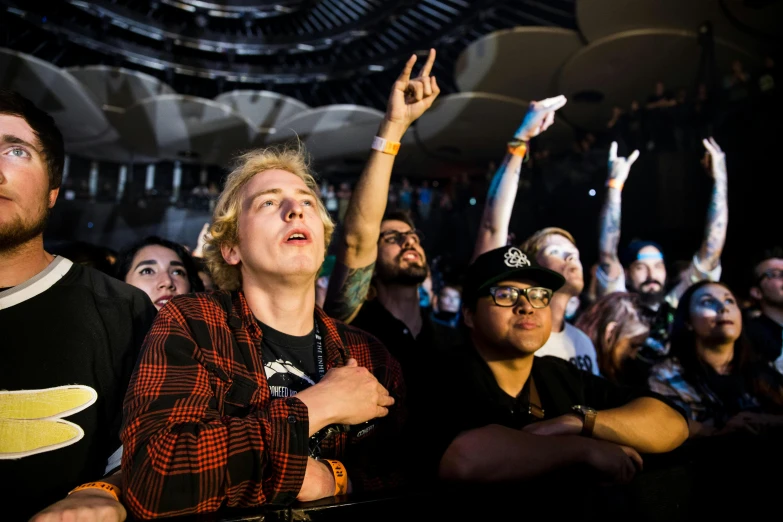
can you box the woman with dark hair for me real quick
[575,293,650,386]
[116,236,204,310]
[648,281,783,437]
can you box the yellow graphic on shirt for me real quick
[0,385,97,459]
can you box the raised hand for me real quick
[702,137,727,180]
[608,141,640,186]
[385,49,441,128]
[514,95,567,141]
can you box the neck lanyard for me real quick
[313,319,326,381]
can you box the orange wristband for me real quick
[507,141,528,158]
[68,481,121,502]
[607,178,624,190]
[371,136,401,156]
[322,459,349,496]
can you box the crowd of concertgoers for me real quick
[1,47,781,522]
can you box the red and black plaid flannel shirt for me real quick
[121,290,406,519]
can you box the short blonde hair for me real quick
[520,227,577,259]
[204,145,335,291]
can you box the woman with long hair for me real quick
[116,236,204,311]
[648,281,783,437]
[575,292,650,386]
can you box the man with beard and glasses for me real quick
[746,246,783,373]
[596,139,728,361]
[323,50,452,402]
[0,90,155,521]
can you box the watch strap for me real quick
[581,409,597,437]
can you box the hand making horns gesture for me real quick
[385,48,441,129]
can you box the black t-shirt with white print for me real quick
[258,320,317,399]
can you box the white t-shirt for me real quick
[536,322,600,376]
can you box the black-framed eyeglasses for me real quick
[378,229,424,246]
[488,286,553,309]
[758,269,783,283]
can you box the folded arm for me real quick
[593,397,689,453]
[439,424,589,482]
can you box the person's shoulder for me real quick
[64,262,149,307]
[163,290,230,320]
[565,322,593,345]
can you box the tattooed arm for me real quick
[324,262,375,323]
[324,50,440,322]
[597,142,639,296]
[472,96,567,262]
[696,138,728,271]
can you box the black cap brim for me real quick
[477,266,566,296]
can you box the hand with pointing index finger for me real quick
[514,95,567,142]
[385,48,441,129]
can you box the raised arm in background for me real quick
[324,50,441,322]
[664,137,728,304]
[696,138,728,271]
[471,96,567,263]
[596,142,639,297]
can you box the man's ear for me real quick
[48,188,59,208]
[221,242,241,266]
[750,286,763,301]
[462,305,475,329]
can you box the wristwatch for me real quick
[571,405,598,437]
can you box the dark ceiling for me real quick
[0,0,577,109]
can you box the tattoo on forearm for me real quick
[701,169,728,267]
[598,189,622,270]
[323,262,375,322]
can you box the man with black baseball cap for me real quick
[428,246,688,485]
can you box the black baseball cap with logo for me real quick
[463,246,566,305]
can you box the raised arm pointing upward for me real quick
[324,49,440,324]
[472,95,567,262]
